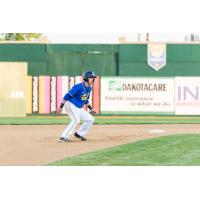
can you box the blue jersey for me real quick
[63,82,92,108]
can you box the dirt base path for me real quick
[0,124,200,165]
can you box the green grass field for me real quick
[1,115,200,125]
[49,134,200,166]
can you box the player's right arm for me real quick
[56,85,79,114]
[56,99,67,114]
[56,93,72,114]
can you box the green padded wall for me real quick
[119,62,200,76]
[167,44,200,62]
[0,44,47,76]
[1,43,200,77]
[119,44,147,62]
[0,44,46,61]
[119,44,200,76]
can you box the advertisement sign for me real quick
[101,77,174,114]
[175,77,200,115]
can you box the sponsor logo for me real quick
[148,43,166,71]
[108,80,167,92]
[178,86,199,101]
[109,81,122,91]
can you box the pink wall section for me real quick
[29,75,101,114]
[39,76,50,114]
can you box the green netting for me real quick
[28,62,47,76]
[47,52,82,76]
[47,51,116,76]
[47,44,118,53]
[83,52,116,76]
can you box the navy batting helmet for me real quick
[83,71,96,82]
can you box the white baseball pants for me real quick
[60,101,95,139]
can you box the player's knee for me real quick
[71,118,80,127]
[75,119,81,126]
[90,116,95,124]
[84,117,94,125]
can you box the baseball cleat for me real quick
[74,132,87,141]
[59,137,71,142]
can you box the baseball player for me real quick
[56,71,97,142]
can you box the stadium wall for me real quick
[118,44,200,76]
[1,43,200,76]
[1,43,200,116]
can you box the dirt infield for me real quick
[0,124,200,165]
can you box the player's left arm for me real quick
[85,102,96,115]
[85,89,96,114]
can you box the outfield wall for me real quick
[22,76,200,115]
[26,75,100,114]
[1,43,200,77]
[1,43,200,116]
[0,44,117,76]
